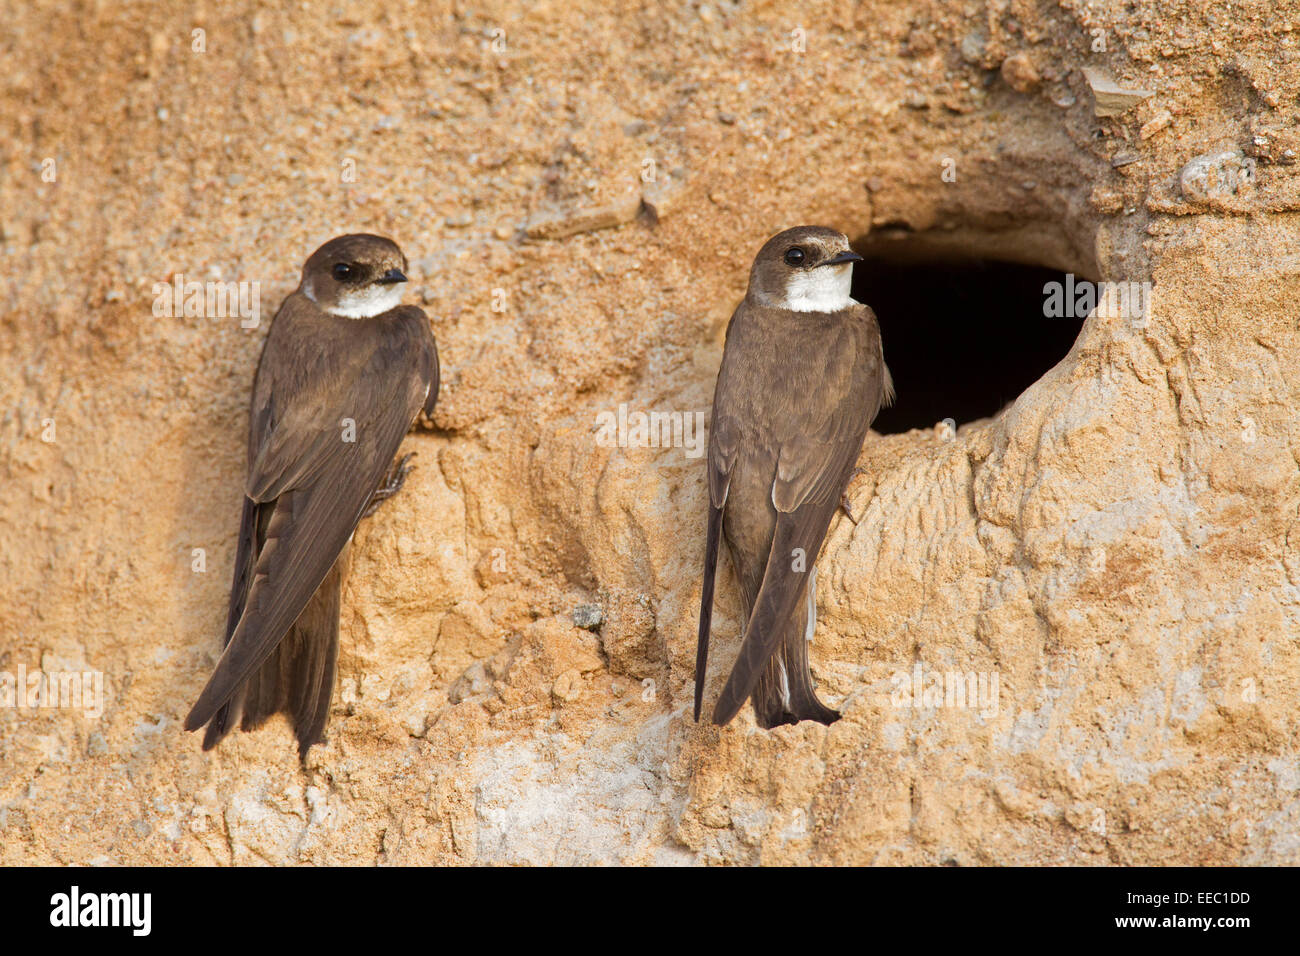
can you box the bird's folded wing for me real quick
[695,409,740,719]
[711,348,880,725]
[186,314,433,730]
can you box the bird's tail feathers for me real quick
[189,559,342,759]
[748,578,839,728]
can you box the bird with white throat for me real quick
[695,224,894,729]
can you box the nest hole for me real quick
[850,236,1090,435]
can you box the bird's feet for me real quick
[840,467,868,524]
[363,453,417,518]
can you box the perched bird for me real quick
[695,225,892,728]
[185,234,439,758]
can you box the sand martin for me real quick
[695,225,892,728]
[185,234,439,757]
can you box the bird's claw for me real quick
[363,452,417,518]
[839,467,870,524]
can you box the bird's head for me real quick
[301,234,409,318]
[746,225,862,313]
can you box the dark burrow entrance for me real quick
[850,243,1088,435]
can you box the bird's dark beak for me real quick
[822,250,864,267]
[377,268,408,284]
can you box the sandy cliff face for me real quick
[2,0,1298,864]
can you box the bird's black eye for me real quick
[332,263,353,281]
[784,247,805,266]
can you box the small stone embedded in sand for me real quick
[1140,109,1172,139]
[960,31,987,65]
[572,604,604,631]
[524,193,643,240]
[552,669,583,703]
[1179,149,1257,202]
[448,661,492,705]
[1082,67,1155,116]
[641,176,683,223]
[1001,52,1040,93]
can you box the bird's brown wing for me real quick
[186,303,436,734]
[710,314,885,726]
[694,308,745,721]
[421,328,440,419]
[694,398,740,720]
[198,493,272,748]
